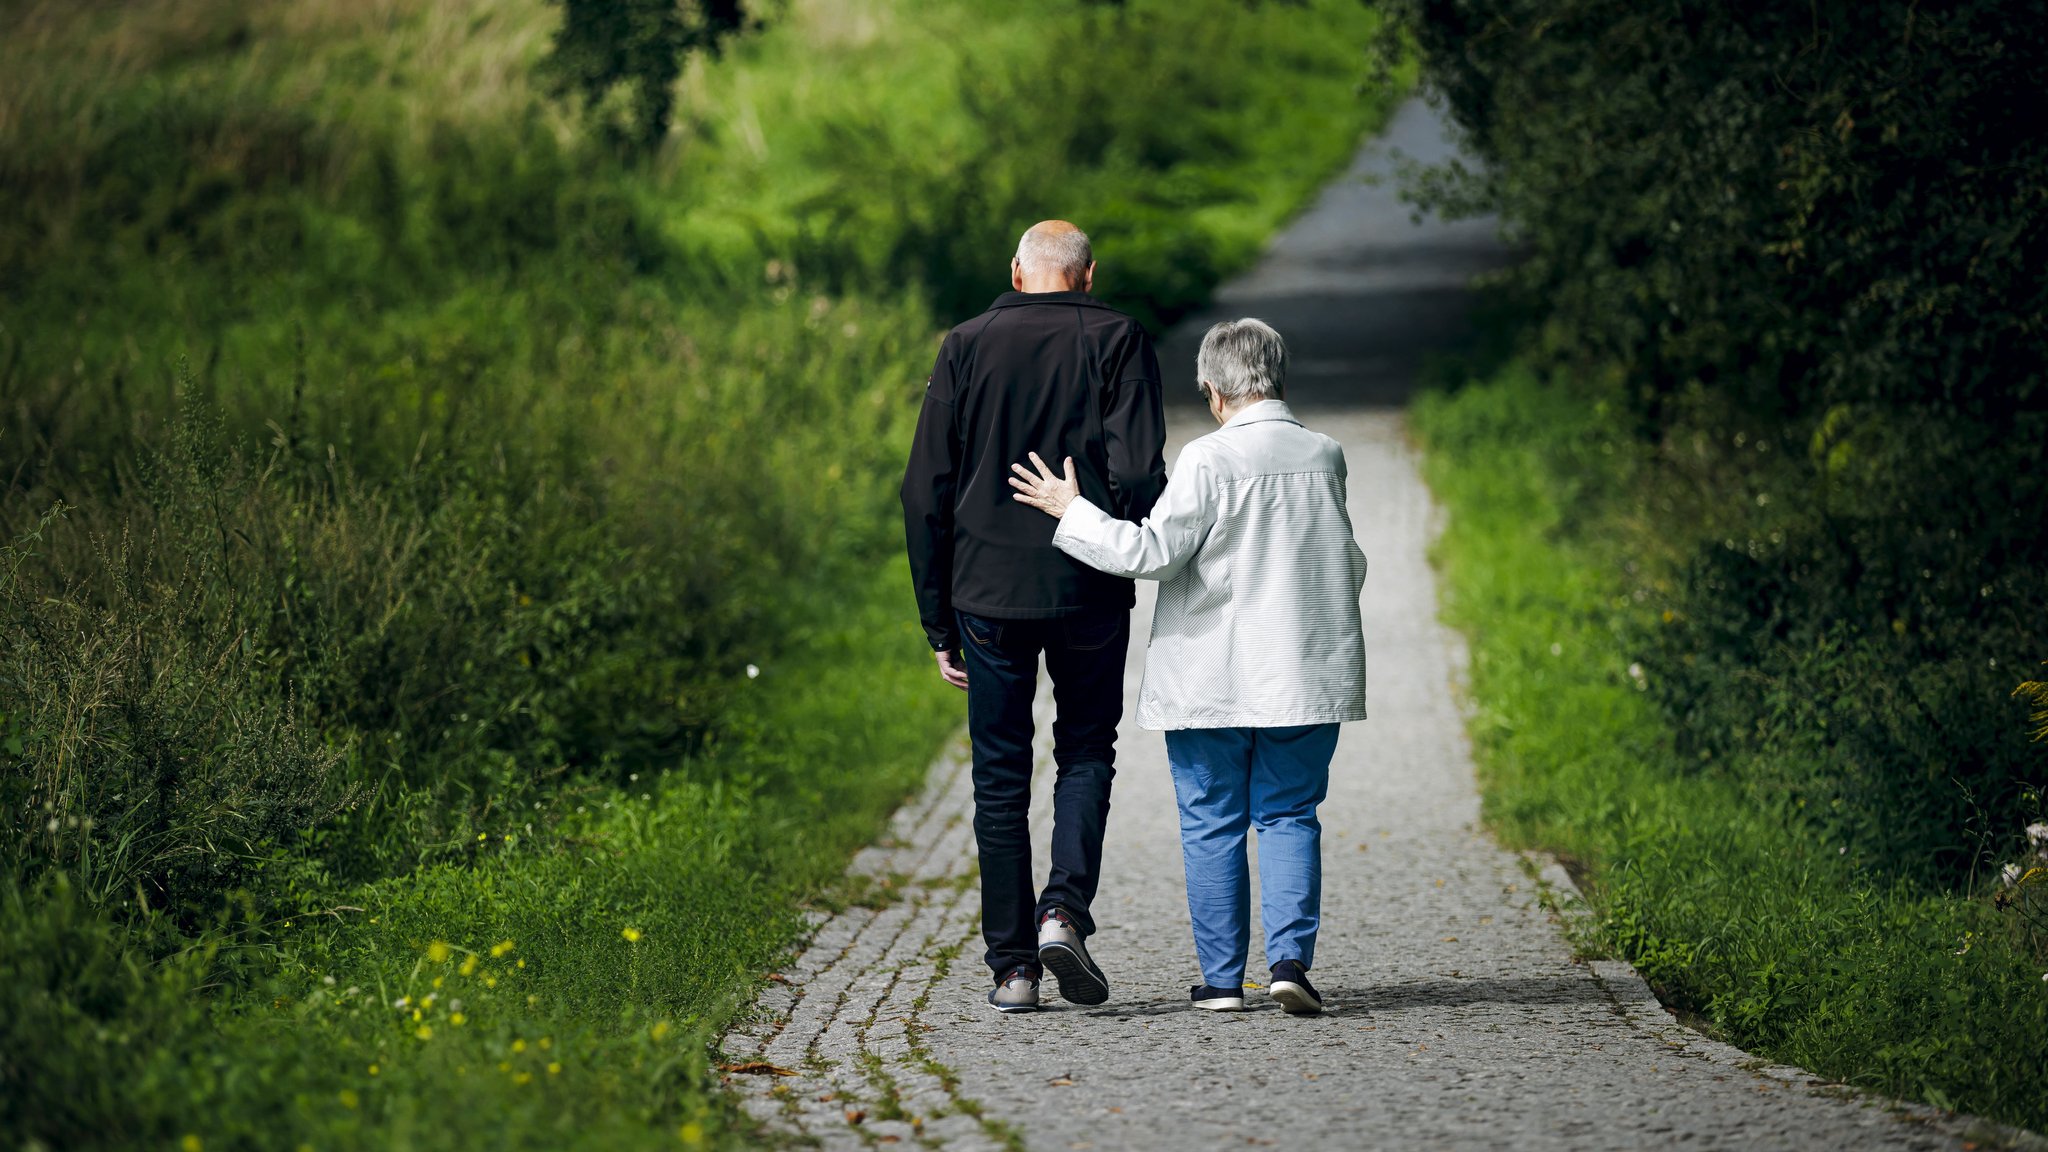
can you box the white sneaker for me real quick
[1036,908,1109,1005]
[987,967,1040,1013]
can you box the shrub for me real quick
[1399,0,2048,887]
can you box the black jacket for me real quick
[901,290,1168,651]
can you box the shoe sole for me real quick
[987,999,1039,1014]
[1192,996,1246,1011]
[1038,941,1110,1006]
[1269,980,1322,1015]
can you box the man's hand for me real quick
[1008,452,1080,518]
[934,648,970,691]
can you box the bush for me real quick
[1415,365,2048,1132]
[1398,0,2048,887]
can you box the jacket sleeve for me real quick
[1052,442,1218,581]
[1100,325,1168,522]
[901,336,962,651]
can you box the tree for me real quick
[542,0,748,157]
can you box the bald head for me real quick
[1012,220,1094,293]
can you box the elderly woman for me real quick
[1010,318,1367,1015]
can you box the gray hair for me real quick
[1015,224,1093,284]
[1196,318,1288,403]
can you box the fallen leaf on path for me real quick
[764,973,791,984]
[844,1109,866,1125]
[718,1061,798,1077]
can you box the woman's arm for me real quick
[1009,447,1218,581]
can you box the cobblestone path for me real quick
[720,100,2024,1152]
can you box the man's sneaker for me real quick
[1190,984,1246,1011]
[1036,908,1110,1006]
[1269,959,1322,1015]
[987,967,1040,1013]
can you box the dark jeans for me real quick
[957,606,1128,979]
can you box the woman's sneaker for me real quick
[987,966,1040,1013]
[1190,984,1246,1011]
[1036,908,1110,1005]
[1268,959,1322,1015]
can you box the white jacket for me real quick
[1052,400,1368,730]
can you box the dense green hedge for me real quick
[1401,0,2047,1130]
[1400,0,2046,887]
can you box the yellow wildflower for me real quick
[679,1122,705,1145]
[485,977,498,988]
[432,977,444,989]
[181,1137,202,1152]
[490,940,515,958]
[415,1024,433,1041]
[367,1063,380,1076]
[538,1036,552,1050]
[650,1021,672,1041]
[512,1039,527,1053]
[547,1062,562,1076]
[338,1089,360,1110]
[459,955,479,977]
[514,1072,534,1086]
[517,959,526,969]
[621,927,642,943]
[426,941,452,964]
[449,1012,467,1026]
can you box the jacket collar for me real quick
[1221,398,1300,429]
[987,289,1115,311]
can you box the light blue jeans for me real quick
[1163,723,1338,989]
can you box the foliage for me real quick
[1415,365,2048,1133]
[542,0,748,154]
[1396,0,2048,889]
[1,595,944,1150]
[0,0,1400,1146]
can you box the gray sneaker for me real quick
[987,967,1040,1013]
[1036,909,1110,1005]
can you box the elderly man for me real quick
[1009,318,1367,1015]
[901,220,1167,1012]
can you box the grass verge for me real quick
[4,564,955,1150]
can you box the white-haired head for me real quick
[1197,318,1287,404]
[1013,220,1093,288]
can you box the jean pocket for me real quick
[1061,610,1124,652]
[959,614,1002,647]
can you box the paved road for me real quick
[721,99,2012,1152]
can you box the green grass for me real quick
[5,565,952,1150]
[1413,363,2048,1132]
[0,0,1408,1146]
